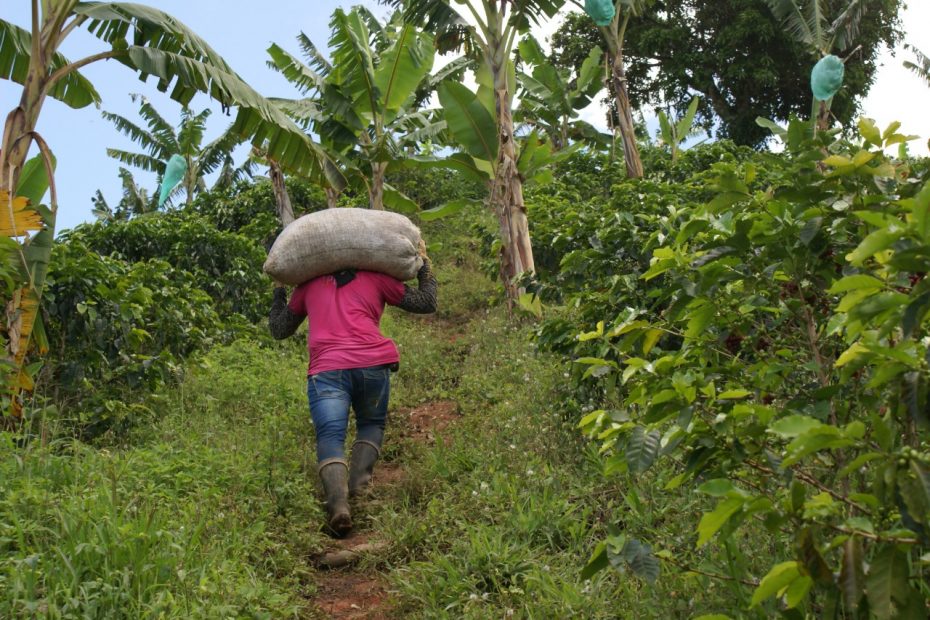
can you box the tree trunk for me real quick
[609,50,643,179]
[815,99,832,133]
[492,70,534,303]
[268,160,295,227]
[369,162,387,210]
[324,187,339,209]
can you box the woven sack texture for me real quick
[263,208,424,285]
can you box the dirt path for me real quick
[307,400,461,619]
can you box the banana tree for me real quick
[764,0,879,132]
[91,167,158,221]
[904,44,930,88]
[575,0,651,178]
[0,1,344,419]
[386,0,564,301]
[655,95,701,161]
[516,34,607,150]
[268,8,441,212]
[103,96,248,207]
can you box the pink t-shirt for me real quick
[287,271,406,375]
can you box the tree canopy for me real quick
[549,0,903,146]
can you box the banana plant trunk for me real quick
[609,50,643,179]
[369,162,387,210]
[491,69,534,302]
[325,187,340,209]
[268,160,295,226]
[1,7,60,420]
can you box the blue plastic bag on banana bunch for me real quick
[585,0,615,26]
[158,154,187,208]
[811,55,844,101]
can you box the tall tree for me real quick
[0,2,343,419]
[765,0,898,132]
[102,97,247,207]
[549,0,902,146]
[384,0,563,301]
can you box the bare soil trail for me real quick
[306,399,462,619]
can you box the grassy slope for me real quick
[2,222,742,618]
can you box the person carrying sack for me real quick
[268,242,437,536]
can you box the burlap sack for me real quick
[263,208,424,285]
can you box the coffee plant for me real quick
[536,120,930,617]
[63,213,268,321]
[40,239,225,437]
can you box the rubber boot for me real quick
[348,440,381,498]
[318,459,352,537]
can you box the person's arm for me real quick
[395,259,437,314]
[269,286,305,339]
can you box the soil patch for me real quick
[395,400,460,443]
[312,572,391,619]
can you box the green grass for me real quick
[2,241,768,618]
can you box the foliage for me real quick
[92,167,160,222]
[40,240,224,438]
[1,338,321,616]
[656,96,702,161]
[533,119,930,615]
[62,213,267,322]
[904,44,930,88]
[190,176,329,245]
[516,34,608,150]
[548,1,904,146]
[267,8,441,210]
[101,96,249,207]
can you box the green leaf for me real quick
[899,462,930,527]
[16,154,56,206]
[409,152,491,184]
[374,24,434,116]
[750,561,801,607]
[437,81,498,163]
[799,216,822,245]
[859,117,882,146]
[838,452,883,478]
[123,45,345,189]
[769,415,824,439]
[717,389,751,400]
[580,541,608,580]
[697,497,745,547]
[910,181,930,241]
[839,537,865,611]
[785,575,813,608]
[419,198,482,222]
[675,96,701,143]
[698,479,735,497]
[755,117,787,139]
[685,303,714,339]
[828,274,884,294]
[866,545,911,620]
[0,19,100,109]
[902,291,930,338]
[382,184,418,214]
[626,426,660,474]
[845,229,901,266]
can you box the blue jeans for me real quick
[307,366,391,462]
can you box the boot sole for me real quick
[328,512,353,538]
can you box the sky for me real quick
[1,1,928,234]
